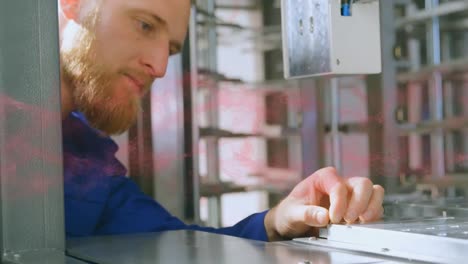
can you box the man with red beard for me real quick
[60,0,385,241]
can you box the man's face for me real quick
[60,0,190,135]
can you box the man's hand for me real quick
[264,167,384,241]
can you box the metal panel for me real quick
[0,0,65,261]
[66,230,405,264]
[281,0,332,78]
[152,55,187,219]
[330,0,381,75]
[297,217,468,263]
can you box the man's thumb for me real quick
[285,203,330,227]
[305,206,330,226]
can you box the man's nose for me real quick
[140,39,169,79]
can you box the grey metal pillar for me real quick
[198,0,222,227]
[129,93,155,197]
[329,78,342,174]
[460,33,468,171]
[441,33,455,173]
[426,0,445,180]
[188,6,201,224]
[181,6,201,223]
[406,2,423,174]
[152,54,187,220]
[0,0,65,263]
[299,79,325,177]
[366,0,400,191]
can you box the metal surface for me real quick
[66,230,405,264]
[281,0,331,78]
[297,217,468,264]
[297,200,468,263]
[0,0,65,262]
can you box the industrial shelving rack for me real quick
[391,0,468,197]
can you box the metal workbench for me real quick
[66,201,468,264]
[66,230,406,264]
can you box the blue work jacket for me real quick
[62,112,268,241]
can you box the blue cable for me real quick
[341,3,351,16]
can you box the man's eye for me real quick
[138,20,154,33]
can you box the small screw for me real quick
[3,249,12,258]
[309,17,314,33]
[336,59,341,65]
[299,19,304,35]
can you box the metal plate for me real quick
[296,217,468,263]
[67,230,406,264]
[281,0,332,78]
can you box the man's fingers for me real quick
[328,183,348,223]
[313,167,345,194]
[314,167,348,224]
[360,185,385,222]
[288,167,384,225]
[344,177,373,223]
[287,204,330,227]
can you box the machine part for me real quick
[296,217,468,263]
[281,0,381,79]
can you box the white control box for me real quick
[281,0,382,79]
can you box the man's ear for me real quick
[60,0,81,21]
